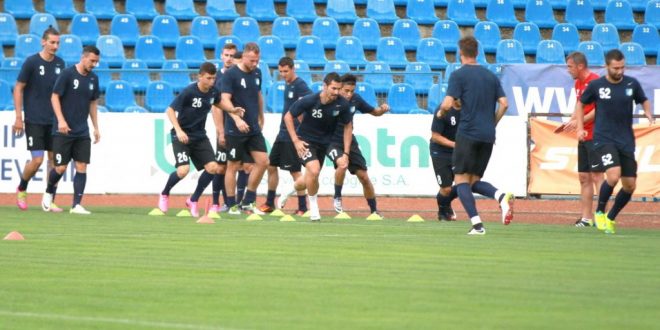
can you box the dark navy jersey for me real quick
[169,82,221,141]
[430,108,461,159]
[446,65,505,143]
[220,65,262,136]
[580,75,648,153]
[330,93,375,143]
[17,53,66,125]
[288,92,352,146]
[51,66,99,137]
[213,68,227,93]
[276,77,312,141]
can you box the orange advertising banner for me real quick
[529,118,660,197]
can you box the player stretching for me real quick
[431,100,461,221]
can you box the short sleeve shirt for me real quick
[220,65,262,136]
[51,66,100,137]
[330,93,375,144]
[169,82,221,141]
[575,72,599,141]
[288,92,352,146]
[276,77,312,141]
[17,53,66,125]
[430,108,461,159]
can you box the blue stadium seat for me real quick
[310,81,323,93]
[85,0,119,20]
[4,0,37,19]
[294,60,313,86]
[605,0,637,30]
[406,0,439,24]
[388,83,423,114]
[548,0,566,10]
[295,36,327,67]
[474,21,501,53]
[70,14,100,46]
[191,16,219,49]
[367,0,399,24]
[0,14,18,46]
[590,0,608,11]
[175,36,206,68]
[447,0,479,26]
[258,35,285,67]
[392,19,421,51]
[110,14,139,47]
[408,109,431,114]
[646,0,660,29]
[473,0,488,7]
[124,105,149,113]
[0,79,14,110]
[376,37,409,68]
[121,59,150,92]
[152,15,181,47]
[486,0,519,28]
[232,17,261,44]
[327,0,359,23]
[215,36,243,57]
[352,18,381,50]
[335,36,368,68]
[136,35,166,68]
[432,20,461,52]
[511,0,527,8]
[312,17,341,49]
[165,0,199,20]
[267,81,286,113]
[126,0,160,20]
[632,24,660,55]
[272,17,301,49]
[145,81,175,113]
[162,60,192,91]
[324,60,351,74]
[536,40,565,64]
[592,23,620,52]
[105,80,137,112]
[404,62,434,94]
[565,0,596,30]
[286,0,318,22]
[94,61,110,92]
[496,39,526,64]
[96,35,125,68]
[524,0,557,28]
[29,14,59,37]
[45,0,79,19]
[356,82,377,108]
[577,41,605,66]
[59,34,82,66]
[416,38,448,70]
[0,58,23,84]
[15,35,42,59]
[258,61,272,95]
[427,83,446,112]
[619,42,646,65]
[364,61,393,93]
[247,0,279,21]
[206,0,240,21]
[551,23,579,54]
[630,0,648,12]
[513,22,541,54]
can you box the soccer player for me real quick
[13,27,65,212]
[41,45,101,214]
[259,57,312,215]
[437,36,514,235]
[283,72,353,221]
[575,49,654,234]
[430,99,461,221]
[327,73,389,218]
[220,42,269,214]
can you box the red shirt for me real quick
[575,72,599,141]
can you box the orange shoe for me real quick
[258,204,274,213]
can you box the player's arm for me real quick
[342,121,353,156]
[574,101,586,141]
[89,100,100,143]
[641,100,654,125]
[257,91,265,130]
[211,104,226,146]
[221,92,249,133]
[51,92,70,134]
[166,106,188,144]
[437,96,455,118]
[284,101,308,157]
[12,82,26,135]
[494,96,508,125]
[431,132,455,149]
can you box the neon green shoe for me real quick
[594,212,607,231]
[604,218,616,234]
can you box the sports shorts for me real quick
[577,140,603,173]
[53,135,91,165]
[172,136,216,171]
[225,134,267,162]
[594,143,637,177]
[269,140,302,172]
[25,123,53,151]
[452,134,492,178]
[432,156,454,188]
[326,138,367,175]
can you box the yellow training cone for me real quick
[407,214,425,222]
[366,213,383,221]
[176,209,192,217]
[334,212,351,220]
[148,208,165,216]
[246,214,263,221]
[301,211,311,218]
[270,209,286,217]
[207,211,221,219]
[279,215,296,222]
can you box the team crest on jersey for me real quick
[288,91,294,99]
[350,106,356,114]
[89,83,94,90]
[55,67,61,74]
[256,78,260,86]
[210,97,215,104]
[333,110,340,116]
[625,88,633,96]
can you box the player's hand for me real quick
[435,109,445,118]
[294,140,309,158]
[176,130,189,144]
[58,121,71,134]
[576,128,587,141]
[563,119,577,133]
[236,119,250,133]
[93,130,100,144]
[12,119,24,136]
[380,104,390,113]
[217,133,226,147]
[232,107,245,117]
[336,153,349,169]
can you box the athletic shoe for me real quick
[310,206,321,221]
[228,205,241,215]
[604,218,616,234]
[16,188,28,211]
[594,211,607,231]
[467,226,486,235]
[294,209,307,216]
[49,202,64,213]
[575,218,592,227]
[258,204,274,213]
[500,192,514,225]
[219,204,229,212]
[158,194,169,213]
[369,212,384,220]
[210,204,220,213]
[277,187,296,209]
[41,193,53,212]
[70,204,91,215]
[333,198,343,213]
[242,202,265,215]
[186,198,199,217]
[438,207,456,221]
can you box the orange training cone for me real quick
[4,231,25,240]
[197,198,215,224]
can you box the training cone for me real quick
[301,211,311,218]
[270,209,286,217]
[4,231,25,240]
[407,214,425,222]
[334,212,351,220]
[207,211,221,219]
[148,208,165,216]
[246,213,263,221]
[366,213,383,221]
[279,215,296,222]
[196,216,215,224]
[176,209,192,217]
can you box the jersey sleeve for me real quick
[431,116,445,134]
[446,71,461,100]
[16,57,33,83]
[211,88,222,107]
[91,76,100,101]
[354,94,375,114]
[579,81,597,105]
[52,69,69,96]
[339,101,353,124]
[169,87,188,112]
[220,69,234,95]
[632,79,648,105]
[495,79,505,99]
[296,79,312,98]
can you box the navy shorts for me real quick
[269,140,301,172]
[594,143,637,177]
[25,123,53,151]
[452,135,492,178]
[225,134,267,162]
[299,142,328,167]
[327,139,367,174]
[432,156,454,188]
[53,135,91,165]
[577,140,603,173]
[172,137,216,171]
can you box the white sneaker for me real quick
[333,198,343,213]
[310,206,321,221]
[228,205,241,215]
[241,202,265,215]
[277,186,296,209]
[467,227,486,235]
[41,193,53,212]
[500,192,514,225]
[70,204,91,215]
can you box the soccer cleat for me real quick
[294,209,307,216]
[219,204,229,212]
[158,194,169,213]
[310,206,321,221]
[209,204,220,213]
[41,193,53,212]
[228,205,241,215]
[186,198,199,217]
[258,204,274,213]
[594,212,607,230]
[277,187,296,209]
[49,202,64,213]
[241,202,265,215]
[333,198,343,213]
[604,218,616,234]
[467,226,486,235]
[16,188,28,210]
[575,218,592,227]
[500,192,514,225]
[70,204,91,215]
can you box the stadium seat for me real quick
[324,60,351,74]
[272,17,301,49]
[175,36,206,68]
[427,83,446,112]
[266,81,286,113]
[551,23,579,54]
[619,42,646,65]
[524,0,558,28]
[94,61,110,92]
[59,35,83,66]
[335,36,368,68]
[29,14,59,37]
[295,36,327,67]
[416,38,448,70]
[85,0,119,20]
[258,35,285,67]
[105,80,137,112]
[70,14,100,46]
[136,36,166,68]
[592,23,620,52]
[4,0,37,19]
[646,0,660,29]
[165,0,199,20]
[513,22,541,55]
[432,20,461,52]
[388,83,423,114]
[495,39,526,64]
[392,19,421,51]
[294,60,313,86]
[577,41,605,66]
[206,0,240,21]
[215,36,243,57]
[406,0,439,24]
[408,109,431,114]
[110,14,139,47]
[486,0,519,28]
[246,0,279,21]
[191,16,219,49]
[473,0,488,7]
[511,0,527,8]
[590,0,608,11]
[0,14,18,46]
[152,15,181,48]
[352,18,381,50]
[474,21,501,53]
[565,0,596,30]
[376,37,409,69]
[605,0,637,30]
[327,0,359,23]
[367,0,399,24]
[121,59,150,92]
[96,35,125,68]
[404,62,434,94]
[364,61,393,93]
[629,0,648,11]
[232,17,261,44]
[162,60,192,91]
[310,81,323,93]
[286,0,317,22]
[258,61,272,95]
[15,35,42,59]
[45,0,79,19]
[145,81,175,113]
[0,79,14,110]
[126,0,160,20]
[446,0,479,26]
[312,17,341,49]
[0,58,23,84]
[632,24,660,55]
[356,82,377,108]
[124,106,149,113]
[548,0,566,10]
[535,40,565,64]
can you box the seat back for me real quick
[295,36,327,67]
[356,82,377,108]
[495,39,526,64]
[96,35,126,67]
[486,0,519,27]
[619,42,646,65]
[215,36,243,58]
[565,0,596,29]
[232,17,261,44]
[513,22,541,54]
[404,62,434,94]
[376,37,408,68]
[0,14,19,46]
[125,0,159,20]
[631,24,660,55]
[335,36,368,68]
[70,14,100,46]
[312,17,341,49]
[105,80,137,112]
[165,0,199,20]
[85,0,118,19]
[364,61,393,93]
[175,36,206,68]
[94,61,110,92]
[551,23,579,54]
[135,35,166,68]
[29,13,59,37]
[536,40,565,64]
[272,17,301,49]
[15,34,42,59]
[327,0,359,23]
[267,81,286,113]
[524,0,557,28]
[206,0,240,21]
[474,21,501,53]
[121,59,150,92]
[0,79,14,110]
[324,60,351,75]
[257,35,285,67]
[162,59,192,91]
[591,23,620,52]
[4,0,36,19]
[447,0,478,26]
[392,19,421,51]
[151,15,181,47]
[605,0,636,30]
[427,83,447,112]
[577,41,605,66]
[286,0,318,22]
[246,0,279,21]
[294,60,313,86]
[646,0,660,29]
[0,57,24,84]
[191,16,219,49]
[388,83,419,114]
[352,18,381,50]
[145,81,175,113]
[110,14,139,46]
[406,0,439,24]
[367,0,399,23]
[59,34,83,66]
[416,38,448,69]
[45,0,79,19]
[432,20,461,52]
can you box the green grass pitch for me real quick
[1,206,659,329]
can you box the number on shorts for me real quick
[28,136,33,147]
[436,174,443,186]
[601,153,613,166]
[56,153,62,163]
[177,152,189,163]
[229,148,236,159]
[328,149,338,161]
[301,150,312,160]
[216,151,227,162]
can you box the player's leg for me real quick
[291,171,307,214]
[211,144,228,211]
[594,144,621,230]
[16,124,47,210]
[326,143,347,213]
[452,136,489,234]
[224,136,245,213]
[304,159,322,221]
[603,152,637,234]
[45,150,62,212]
[43,135,72,211]
[576,141,595,226]
[240,134,269,212]
[433,156,456,221]
[186,139,218,216]
[260,142,282,212]
[69,137,92,214]
[158,138,191,213]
